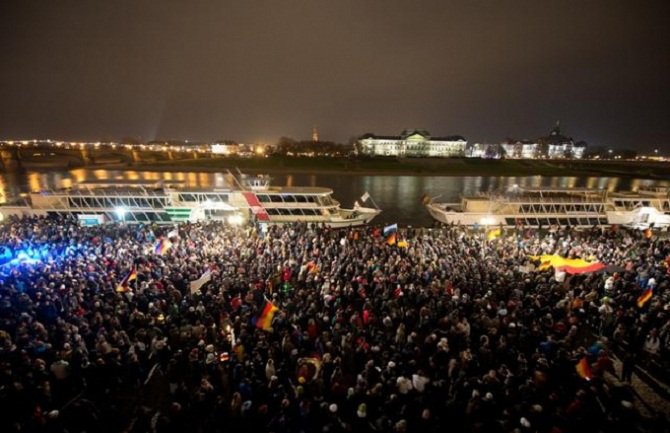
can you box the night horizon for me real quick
[1,1,669,150]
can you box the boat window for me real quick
[305,196,316,203]
[505,218,515,225]
[179,194,196,202]
[206,193,228,202]
[257,195,271,203]
[266,209,279,215]
[282,195,297,203]
[295,195,307,203]
[278,208,291,215]
[270,195,284,203]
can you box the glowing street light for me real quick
[115,206,127,223]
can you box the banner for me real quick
[190,270,212,294]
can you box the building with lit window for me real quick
[501,140,540,159]
[466,143,502,158]
[539,122,586,159]
[357,129,467,157]
[500,123,586,159]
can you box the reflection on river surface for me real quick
[1,169,667,226]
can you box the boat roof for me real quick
[258,186,333,194]
[77,179,185,187]
[462,188,605,200]
[516,187,605,194]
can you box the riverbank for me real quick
[103,156,670,179]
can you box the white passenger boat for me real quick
[0,173,381,228]
[425,186,670,230]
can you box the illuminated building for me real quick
[357,129,467,157]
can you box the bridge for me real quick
[0,140,209,170]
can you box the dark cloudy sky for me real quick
[1,1,669,150]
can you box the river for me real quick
[1,168,668,226]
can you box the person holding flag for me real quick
[116,266,137,293]
[154,238,172,255]
[637,287,653,308]
[383,223,398,246]
[575,356,593,381]
[256,298,279,331]
[189,268,212,295]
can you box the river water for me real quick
[1,168,668,227]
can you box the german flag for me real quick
[116,266,138,293]
[256,299,279,331]
[637,288,653,308]
[531,255,606,274]
[575,357,592,381]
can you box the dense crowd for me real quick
[0,215,669,433]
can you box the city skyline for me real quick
[1,1,669,150]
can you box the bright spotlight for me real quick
[480,216,496,226]
[115,207,127,220]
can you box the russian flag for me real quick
[383,223,398,237]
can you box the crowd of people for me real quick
[0,215,669,433]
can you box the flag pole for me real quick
[368,195,380,210]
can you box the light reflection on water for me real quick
[0,169,667,226]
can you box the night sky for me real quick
[1,1,669,151]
